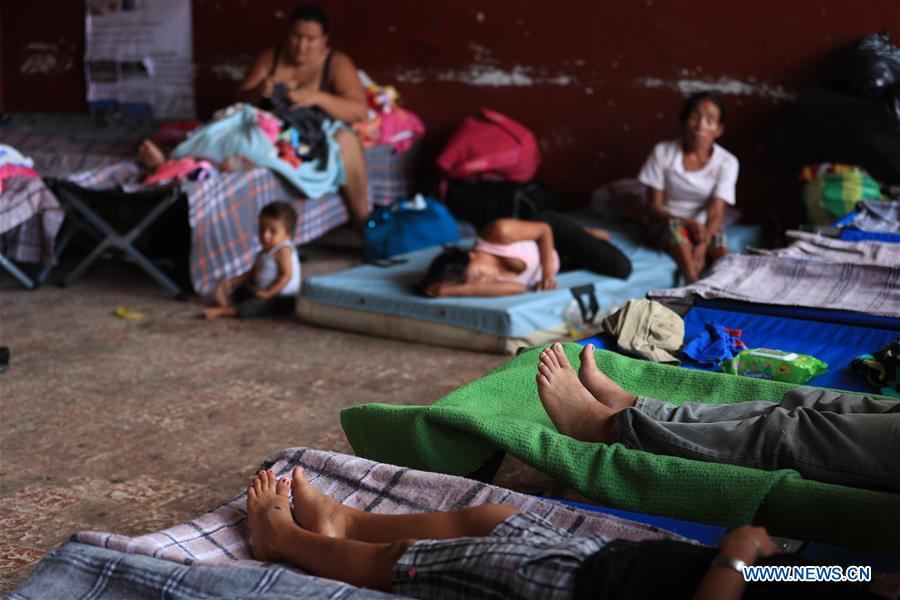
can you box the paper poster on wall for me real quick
[85,0,196,118]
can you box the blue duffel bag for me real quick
[362,195,460,259]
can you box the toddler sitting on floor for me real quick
[204,201,300,320]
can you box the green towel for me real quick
[342,344,900,552]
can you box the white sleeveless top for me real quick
[254,240,301,295]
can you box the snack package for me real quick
[720,348,828,384]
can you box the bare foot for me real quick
[536,343,616,443]
[203,306,230,320]
[585,227,611,242]
[578,344,637,410]
[290,467,348,538]
[137,139,166,170]
[246,469,293,562]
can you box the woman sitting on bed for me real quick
[138,4,371,228]
[236,3,369,228]
[638,91,739,283]
[419,213,632,298]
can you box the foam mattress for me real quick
[299,219,762,353]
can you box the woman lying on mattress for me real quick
[638,91,739,283]
[419,213,633,297]
[139,4,371,228]
[245,469,876,599]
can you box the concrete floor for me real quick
[0,235,563,592]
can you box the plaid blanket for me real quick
[6,448,692,599]
[5,541,394,599]
[0,176,64,264]
[64,143,415,295]
[1,114,156,178]
[71,447,688,569]
[650,254,900,318]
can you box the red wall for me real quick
[3,1,898,224]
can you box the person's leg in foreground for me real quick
[247,469,518,590]
[536,343,900,491]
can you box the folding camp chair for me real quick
[48,179,188,298]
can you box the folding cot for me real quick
[341,344,900,553]
[7,447,694,598]
[299,215,763,353]
[1,113,418,296]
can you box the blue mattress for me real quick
[302,220,762,339]
[839,228,900,243]
[580,305,899,393]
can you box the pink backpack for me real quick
[436,109,541,182]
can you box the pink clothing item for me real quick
[256,112,282,144]
[143,157,215,186]
[472,239,560,288]
[0,164,39,183]
[378,108,425,153]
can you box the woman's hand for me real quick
[258,75,278,100]
[287,88,321,109]
[255,289,274,299]
[535,274,557,291]
[686,220,710,245]
[424,282,449,297]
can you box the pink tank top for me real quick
[472,240,560,288]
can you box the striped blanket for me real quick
[753,230,900,267]
[7,448,689,599]
[650,253,900,318]
[66,143,414,295]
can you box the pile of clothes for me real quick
[353,70,425,153]
[0,144,39,195]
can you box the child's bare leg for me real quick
[666,242,699,284]
[291,467,517,543]
[536,343,618,443]
[247,470,406,590]
[137,139,166,170]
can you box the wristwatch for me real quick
[711,555,748,573]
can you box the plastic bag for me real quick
[720,348,828,384]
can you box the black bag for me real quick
[822,31,900,122]
[777,87,900,184]
[443,179,560,230]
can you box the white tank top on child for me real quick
[254,240,301,295]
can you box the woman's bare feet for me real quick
[246,469,294,562]
[536,343,616,443]
[578,344,637,411]
[137,139,166,170]
[290,467,348,538]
